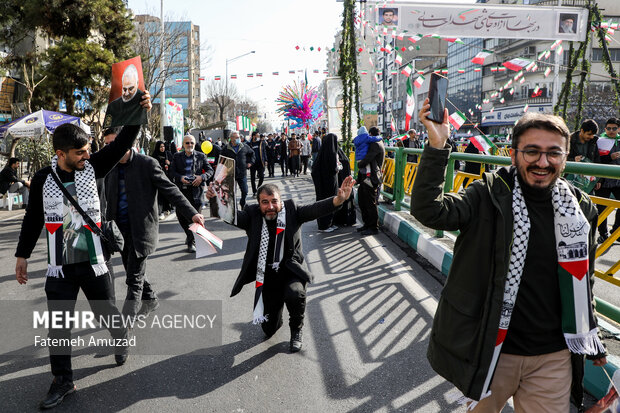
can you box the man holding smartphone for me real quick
[411,100,606,412]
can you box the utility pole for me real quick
[159,0,166,140]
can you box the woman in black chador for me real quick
[311,133,339,232]
[151,140,173,217]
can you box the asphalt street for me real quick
[0,174,606,412]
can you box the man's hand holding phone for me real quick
[419,98,450,150]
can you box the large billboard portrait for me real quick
[104,56,148,128]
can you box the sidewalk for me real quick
[0,207,25,222]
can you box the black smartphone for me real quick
[427,73,449,123]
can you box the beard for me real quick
[515,157,561,191]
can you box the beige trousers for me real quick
[472,349,572,413]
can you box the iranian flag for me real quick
[448,111,467,130]
[405,76,415,130]
[236,116,252,132]
[408,34,423,43]
[257,73,263,77]
[395,53,403,66]
[369,57,374,67]
[272,72,279,75]
[458,68,465,74]
[471,50,492,65]
[401,64,413,77]
[214,76,221,80]
[378,90,385,102]
[414,74,425,89]
[230,74,237,79]
[503,58,531,71]
[390,117,396,132]
[470,135,495,154]
[544,67,552,78]
[598,138,615,156]
[550,39,563,50]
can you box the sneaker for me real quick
[290,328,303,353]
[137,298,160,318]
[115,343,129,366]
[158,213,165,220]
[360,228,379,236]
[39,377,76,409]
[328,225,339,231]
[187,242,196,253]
[319,227,335,233]
[356,226,369,232]
[598,235,609,244]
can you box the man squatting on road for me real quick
[206,175,355,352]
[411,98,607,412]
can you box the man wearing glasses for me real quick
[411,101,606,412]
[596,117,620,242]
[171,134,213,252]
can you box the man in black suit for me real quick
[104,64,148,128]
[103,132,204,320]
[206,176,355,352]
[171,134,213,252]
[357,126,385,236]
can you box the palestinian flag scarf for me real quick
[253,204,286,324]
[463,176,605,409]
[42,156,108,278]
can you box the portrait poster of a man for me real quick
[558,13,577,34]
[214,156,236,225]
[104,56,148,128]
[378,7,398,27]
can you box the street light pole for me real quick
[159,0,166,140]
[225,50,256,97]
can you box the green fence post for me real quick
[435,156,455,238]
[394,146,404,211]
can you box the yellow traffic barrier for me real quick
[382,158,395,188]
[404,162,419,196]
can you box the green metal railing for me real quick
[379,146,620,324]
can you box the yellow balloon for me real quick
[201,140,213,154]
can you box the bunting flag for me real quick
[369,57,374,67]
[390,116,397,132]
[544,67,552,77]
[390,70,398,75]
[378,89,385,102]
[519,77,525,84]
[289,70,295,74]
[273,72,279,75]
[401,64,413,77]
[361,70,368,75]
[214,76,221,81]
[395,53,403,66]
[474,68,482,72]
[550,39,563,50]
[247,73,254,78]
[406,76,415,130]
[490,67,498,72]
[458,68,465,74]
[448,111,467,130]
[198,77,205,81]
[472,50,492,65]
[230,74,237,79]
[503,58,532,71]
[523,104,530,113]
[236,115,252,132]
[544,50,551,59]
[470,135,495,154]
[408,34,423,43]
[556,45,564,55]
[313,69,319,73]
[414,75,425,89]
[257,73,263,77]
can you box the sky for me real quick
[128,0,475,126]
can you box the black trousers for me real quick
[250,163,265,194]
[157,191,171,215]
[260,272,307,337]
[45,262,127,382]
[178,187,201,243]
[301,156,310,174]
[358,182,379,229]
[279,157,288,176]
[119,229,155,318]
[596,186,620,237]
[289,156,300,176]
[267,158,276,177]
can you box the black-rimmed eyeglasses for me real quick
[515,148,567,164]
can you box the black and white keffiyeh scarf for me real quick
[252,204,286,324]
[42,156,107,278]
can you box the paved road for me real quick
[0,175,601,412]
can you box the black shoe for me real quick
[598,235,609,244]
[356,226,368,232]
[360,228,379,236]
[115,345,129,366]
[39,377,76,409]
[138,298,160,318]
[187,240,196,253]
[290,329,303,353]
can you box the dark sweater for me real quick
[502,178,567,356]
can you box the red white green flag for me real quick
[230,74,237,79]
[272,72,279,75]
[236,116,252,132]
[214,76,221,80]
[471,50,492,65]
[408,34,423,43]
[503,58,531,71]
[458,68,465,74]
[406,76,415,130]
[523,104,530,113]
[550,39,563,50]
[414,74,425,89]
[390,116,396,132]
[378,90,385,102]
[448,111,467,130]
[401,64,413,77]
[544,67,552,77]
[470,135,495,154]
[395,53,403,66]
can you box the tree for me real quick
[204,80,240,121]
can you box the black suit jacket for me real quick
[104,151,198,258]
[230,198,339,297]
[104,89,147,128]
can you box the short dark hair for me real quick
[369,127,380,136]
[252,131,259,138]
[580,119,599,134]
[383,8,395,15]
[256,183,281,201]
[8,157,19,167]
[103,126,122,137]
[53,123,90,152]
[512,112,570,150]
[606,118,620,127]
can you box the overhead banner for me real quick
[390,3,588,42]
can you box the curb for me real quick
[377,203,620,401]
